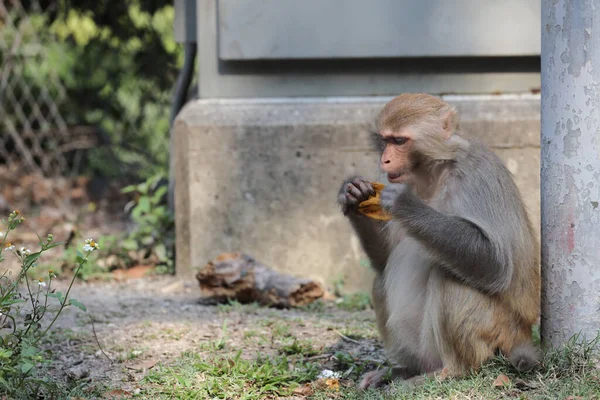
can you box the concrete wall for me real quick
[174,94,540,293]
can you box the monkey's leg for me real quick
[432,281,499,378]
[371,274,390,345]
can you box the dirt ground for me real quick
[42,275,384,395]
[0,170,384,396]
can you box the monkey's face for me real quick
[378,130,417,184]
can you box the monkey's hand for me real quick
[380,183,419,216]
[337,177,376,215]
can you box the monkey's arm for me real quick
[346,213,390,273]
[338,177,391,272]
[389,188,512,294]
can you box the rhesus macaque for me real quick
[337,94,540,389]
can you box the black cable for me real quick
[168,43,197,212]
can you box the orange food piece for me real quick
[358,182,392,221]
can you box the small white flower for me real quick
[19,247,31,256]
[4,243,15,251]
[318,369,342,379]
[37,278,46,287]
[83,238,99,252]
[0,231,3,238]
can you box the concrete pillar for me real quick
[541,0,600,347]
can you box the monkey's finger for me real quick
[352,177,371,190]
[345,192,359,204]
[347,183,364,199]
[338,191,356,204]
[356,180,375,196]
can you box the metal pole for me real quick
[541,0,600,347]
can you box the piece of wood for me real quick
[195,252,324,307]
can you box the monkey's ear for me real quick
[441,110,457,140]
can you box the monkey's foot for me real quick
[357,366,419,390]
[357,368,390,390]
[401,367,450,387]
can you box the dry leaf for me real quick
[325,378,340,390]
[514,378,539,390]
[112,265,153,280]
[493,374,511,387]
[125,359,157,372]
[103,389,132,399]
[293,384,313,396]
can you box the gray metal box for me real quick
[217,0,540,60]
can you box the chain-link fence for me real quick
[0,0,94,177]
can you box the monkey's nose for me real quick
[383,159,391,164]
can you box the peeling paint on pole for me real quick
[541,0,600,347]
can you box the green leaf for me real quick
[144,214,159,225]
[120,238,139,251]
[141,235,154,246]
[120,184,138,193]
[22,346,38,357]
[44,242,64,250]
[48,291,65,303]
[76,256,87,265]
[69,298,87,312]
[139,196,151,212]
[21,362,34,373]
[152,186,168,203]
[0,349,13,359]
[24,252,42,268]
[1,298,26,306]
[154,243,167,261]
[139,181,150,194]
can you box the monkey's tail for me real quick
[507,342,541,372]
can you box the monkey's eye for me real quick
[392,137,408,146]
[370,131,386,151]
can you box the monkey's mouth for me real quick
[387,172,404,182]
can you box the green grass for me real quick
[335,292,373,312]
[319,333,600,400]
[279,338,320,357]
[140,350,320,399]
[339,326,379,341]
[133,333,600,400]
[217,299,261,314]
[299,299,327,313]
